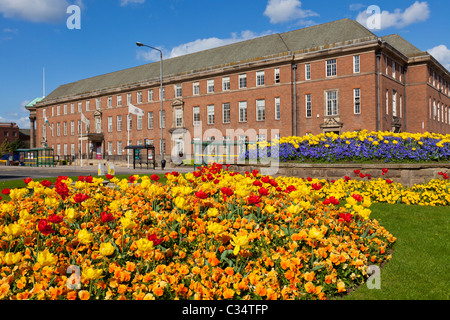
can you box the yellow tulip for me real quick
[82,267,103,280]
[207,222,225,235]
[174,196,188,210]
[207,207,220,218]
[287,204,302,215]
[135,238,154,252]
[77,229,94,244]
[99,242,115,256]
[4,252,23,265]
[231,234,251,255]
[308,226,324,240]
[37,249,57,266]
[264,205,277,214]
[120,217,136,231]
[4,223,24,238]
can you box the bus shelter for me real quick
[16,148,55,167]
[125,145,156,170]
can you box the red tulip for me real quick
[195,190,209,199]
[40,180,52,188]
[150,174,160,182]
[1,189,10,195]
[38,219,56,236]
[23,177,33,185]
[48,214,64,224]
[258,187,269,196]
[101,211,115,223]
[311,183,322,191]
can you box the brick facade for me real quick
[0,123,20,144]
[28,20,450,164]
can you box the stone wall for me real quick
[228,162,450,186]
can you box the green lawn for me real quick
[341,203,449,300]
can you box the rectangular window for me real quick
[207,80,214,93]
[305,94,312,118]
[222,103,230,124]
[433,100,436,120]
[326,59,337,77]
[137,115,143,130]
[63,122,67,136]
[256,71,265,86]
[71,144,75,156]
[86,100,90,111]
[127,114,132,131]
[96,98,101,110]
[386,90,389,115]
[175,85,182,98]
[160,88,165,101]
[222,77,230,91]
[148,90,153,102]
[257,134,266,142]
[137,91,142,103]
[63,104,67,115]
[108,142,113,156]
[354,89,361,114]
[353,55,360,73]
[275,97,281,120]
[392,61,396,78]
[64,144,67,156]
[117,95,122,107]
[127,93,132,105]
[160,139,166,154]
[117,115,122,132]
[70,121,75,135]
[159,110,165,128]
[193,106,200,126]
[175,109,183,127]
[256,99,265,121]
[392,90,397,117]
[108,117,113,132]
[57,144,61,156]
[78,120,81,134]
[193,82,199,95]
[70,103,74,114]
[305,64,311,80]
[148,112,154,129]
[57,123,60,136]
[107,96,112,108]
[78,102,82,113]
[239,74,247,88]
[117,141,122,155]
[326,91,338,116]
[207,105,215,125]
[274,68,280,83]
[239,101,247,122]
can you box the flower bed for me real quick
[243,131,450,163]
[0,164,400,300]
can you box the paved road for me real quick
[0,164,195,181]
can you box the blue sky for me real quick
[1,0,449,129]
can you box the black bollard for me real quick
[161,159,166,170]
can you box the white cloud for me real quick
[120,0,145,6]
[263,0,318,24]
[428,45,450,71]
[0,0,83,23]
[137,30,274,62]
[356,1,430,30]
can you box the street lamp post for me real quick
[136,41,166,169]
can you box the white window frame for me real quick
[222,77,230,91]
[159,110,165,129]
[326,59,337,77]
[207,80,214,93]
[256,71,265,86]
[117,141,122,155]
[305,94,312,118]
[326,90,338,116]
[275,97,281,120]
[274,68,280,84]
[222,103,230,124]
[107,96,112,108]
[256,99,265,121]
[305,64,311,80]
[193,106,200,126]
[148,89,153,102]
[239,101,247,122]
[193,82,199,95]
[117,115,122,132]
[207,105,215,125]
[70,121,75,135]
[108,117,113,132]
[117,95,122,107]
[239,74,247,89]
[137,115,143,130]
[354,89,361,114]
[175,109,183,127]
[175,85,182,98]
[353,55,360,74]
[137,91,142,103]
[148,112,154,129]
[392,90,397,117]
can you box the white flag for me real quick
[128,103,145,117]
[81,113,90,125]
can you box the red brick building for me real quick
[27,19,450,164]
[0,123,20,144]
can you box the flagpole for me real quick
[81,113,83,168]
[127,112,130,169]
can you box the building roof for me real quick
[381,34,426,58]
[26,97,45,108]
[42,19,433,104]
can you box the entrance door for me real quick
[96,143,102,160]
